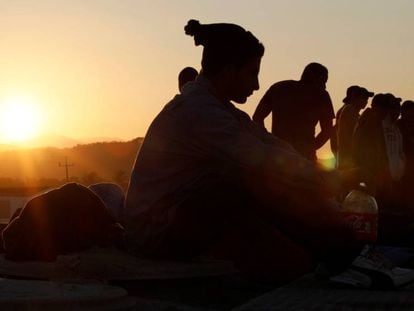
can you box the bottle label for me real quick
[342,212,377,242]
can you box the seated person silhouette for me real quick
[253,63,334,162]
[124,19,365,282]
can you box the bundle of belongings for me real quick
[1,183,124,261]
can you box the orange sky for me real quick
[0,0,413,158]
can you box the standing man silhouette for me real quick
[253,63,334,161]
[334,85,374,169]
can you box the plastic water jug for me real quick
[341,188,378,242]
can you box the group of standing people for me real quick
[179,57,414,224]
[332,86,413,216]
[251,62,414,218]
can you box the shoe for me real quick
[329,268,372,288]
[351,245,414,288]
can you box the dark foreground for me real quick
[2,268,414,310]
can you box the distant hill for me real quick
[24,133,82,149]
[0,138,143,189]
[0,134,125,151]
[0,137,337,190]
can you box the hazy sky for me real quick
[0,0,413,157]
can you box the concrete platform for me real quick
[0,278,134,310]
[0,248,237,281]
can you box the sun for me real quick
[0,96,42,144]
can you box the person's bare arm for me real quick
[315,118,333,150]
[253,89,273,128]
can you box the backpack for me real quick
[1,183,124,261]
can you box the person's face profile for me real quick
[356,95,369,110]
[319,74,328,90]
[228,57,261,104]
[311,73,327,90]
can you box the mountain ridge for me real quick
[0,138,143,189]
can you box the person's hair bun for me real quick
[185,20,204,46]
[185,20,201,36]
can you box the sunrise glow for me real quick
[0,1,412,155]
[0,96,42,144]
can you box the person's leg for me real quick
[164,181,359,282]
[243,177,364,275]
[126,174,361,281]
[209,207,315,283]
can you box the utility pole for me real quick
[59,156,74,182]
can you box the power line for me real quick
[58,156,74,182]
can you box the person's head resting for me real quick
[300,63,328,90]
[178,67,198,92]
[343,85,374,110]
[185,19,264,104]
[371,93,401,122]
